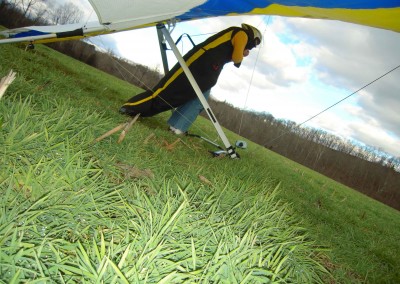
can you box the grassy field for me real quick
[1,42,399,283]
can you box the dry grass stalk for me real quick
[0,70,16,99]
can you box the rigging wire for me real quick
[238,16,271,135]
[263,64,400,147]
[83,6,94,27]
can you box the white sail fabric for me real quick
[88,0,206,27]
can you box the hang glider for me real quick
[2,0,399,158]
[1,0,399,44]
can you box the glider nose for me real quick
[119,105,141,117]
[119,106,128,115]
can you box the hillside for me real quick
[1,42,400,283]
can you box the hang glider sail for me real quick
[1,0,399,44]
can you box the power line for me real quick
[263,64,400,146]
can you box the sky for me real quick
[56,1,400,158]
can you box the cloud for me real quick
[109,27,163,71]
[359,81,400,135]
[284,18,400,154]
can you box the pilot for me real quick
[120,23,262,118]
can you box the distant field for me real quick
[1,43,399,283]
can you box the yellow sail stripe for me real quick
[234,5,400,33]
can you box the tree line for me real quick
[207,101,399,209]
[1,1,399,210]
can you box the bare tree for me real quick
[7,0,44,17]
[50,3,83,25]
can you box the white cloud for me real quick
[109,28,163,71]
[261,17,400,157]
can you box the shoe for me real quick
[169,126,185,135]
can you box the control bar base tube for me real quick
[158,23,238,159]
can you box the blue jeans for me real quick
[167,90,211,132]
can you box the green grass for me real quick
[0,42,399,283]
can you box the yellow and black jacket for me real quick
[120,26,254,117]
